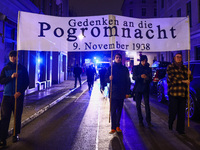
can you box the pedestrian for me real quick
[0,50,29,147]
[73,64,82,88]
[99,67,107,94]
[132,55,152,127]
[167,53,192,134]
[106,53,130,134]
[86,64,96,90]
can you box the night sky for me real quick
[69,0,124,16]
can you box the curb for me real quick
[8,80,87,136]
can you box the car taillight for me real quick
[153,70,159,82]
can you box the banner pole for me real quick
[187,50,190,127]
[109,51,113,123]
[14,11,20,136]
[187,15,191,127]
[108,15,115,123]
[13,50,19,137]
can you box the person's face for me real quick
[141,59,146,66]
[9,56,16,63]
[114,55,122,63]
[174,54,182,63]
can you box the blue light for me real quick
[37,58,42,63]
[96,59,99,63]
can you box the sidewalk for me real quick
[7,75,87,136]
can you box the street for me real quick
[2,79,200,150]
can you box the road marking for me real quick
[73,89,88,102]
[95,98,101,150]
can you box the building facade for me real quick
[0,0,69,101]
[121,0,158,66]
[122,0,157,18]
[157,0,200,62]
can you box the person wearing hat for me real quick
[0,50,29,147]
[106,53,130,134]
[132,55,152,127]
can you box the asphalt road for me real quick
[2,80,200,150]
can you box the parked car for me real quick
[150,61,171,94]
[157,60,200,119]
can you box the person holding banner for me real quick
[106,53,130,134]
[167,53,192,135]
[132,55,152,127]
[0,51,29,147]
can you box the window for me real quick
[41,0,45,13]
[161,0,164,8]
[142,8,146,16]
[130,9,133,17]
[154,8,157,17]
[50,0,53,15]
[142,0,146,3]
[193,64,200,76]
[58,3,62,16]
[177,8,181,17]
[161,54,164,61]
[195,46,200,60]
[187,1,192,27]
[198,0,200,22]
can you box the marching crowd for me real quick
[0,51,192,147]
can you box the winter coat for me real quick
[73,66,82,77]
[0,62,29,96]
[132,63,152,93]
[86,66,96,82]
[106,62,130,99]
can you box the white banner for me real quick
[17,11,190,52]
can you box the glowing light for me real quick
[94,57,96,59]
[78,34,84,40]
[37,58,42,63]
[96,59,99,63]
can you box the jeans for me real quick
[168,96,186,132]
[0,95,24,140]
[135,92,151,123]
[74,76,81,87]
[110,98,124,130]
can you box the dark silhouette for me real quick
[86,65,96,90]
[132,55,152,127]
[73,64,82,88]
[99,67,107,94]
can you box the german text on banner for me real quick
[17,11,190,52]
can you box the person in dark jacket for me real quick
[73,64,82,88]
[106,53,130,134]
[167,53,192,134]
[0,51,29,147]
[86,64,96,90]
[132,55,152,127]
[99,67,107,94]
